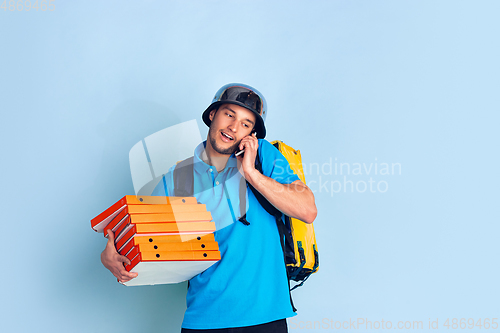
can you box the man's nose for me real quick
[228,120,237,132]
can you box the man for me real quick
[101,83,317,332]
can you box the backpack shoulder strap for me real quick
[247,151,282,218]
[237,150,282,225]
[173,156,194,197]
[240,149,297,311]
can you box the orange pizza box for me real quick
[115,232,215,253]
[114,221,216,245]
[112,212,214,240]
[122,250,221,286]
[119,240,220,257]
[105,210,213,238]
[91,195,198,233]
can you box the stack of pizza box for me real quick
[91,195,220,286]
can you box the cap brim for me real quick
[202,101,266,139]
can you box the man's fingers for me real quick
[118,271,138,281]
[126,272,139,279]
[112,260,139,282]
[118,272,139,283]
[106,229,115,243]
[117,254,131,266]
[239,135,258,151]
[105,230,119,254]
[116,269,139,282]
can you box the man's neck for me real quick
[203,141,231,173]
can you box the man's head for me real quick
[207,103,256,155]
[202,83,267,139]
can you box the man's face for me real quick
[207,103,256,155]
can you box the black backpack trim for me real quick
[173,157,195,198]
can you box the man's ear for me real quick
[209,109,217,122]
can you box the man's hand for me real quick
[237,136,318,224]
[101,230,138,283]
[236,132,259,180]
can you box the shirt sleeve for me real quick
[258,139,300,185]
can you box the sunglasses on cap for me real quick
[216,86,264,116]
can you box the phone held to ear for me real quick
[235,131,256,157]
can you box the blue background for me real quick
[1,1,498,332]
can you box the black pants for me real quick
[181,319,288,333]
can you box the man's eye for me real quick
[226,113,232,117]
[243,123,249,128]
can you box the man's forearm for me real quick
[245,170,317,223]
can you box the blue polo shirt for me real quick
[151,139,300,329]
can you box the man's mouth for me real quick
[220,132,234,142]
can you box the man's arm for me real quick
[237,134,317,224]
[248,174,317,223]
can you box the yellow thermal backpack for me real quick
[269,140,319,288]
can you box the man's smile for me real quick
[220,131,235,142]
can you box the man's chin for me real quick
[215,145,238,155]
[210,138,239,155]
